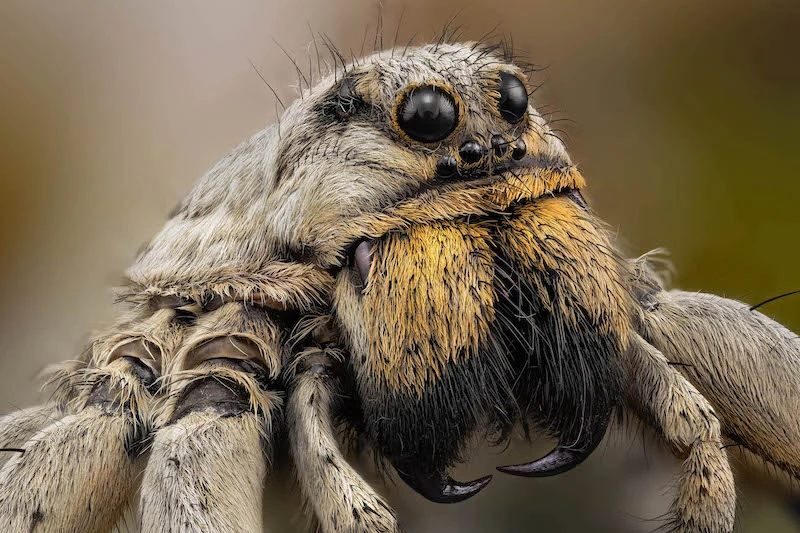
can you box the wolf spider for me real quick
[1,41,798,533]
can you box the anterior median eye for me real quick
[396,85,458,143]
[497,72,528,123]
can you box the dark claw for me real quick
[395,466,492,504]
[497,446,589,477]
[497,409,611,477]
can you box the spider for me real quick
[0,41,798,533]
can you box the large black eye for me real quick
[497,72,528,123]
[396,85,458,143]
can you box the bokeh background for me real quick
[1,1,798,531]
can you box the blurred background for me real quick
[0,0,798,531]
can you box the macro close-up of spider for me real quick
[0,2,798,532]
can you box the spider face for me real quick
[280,44,634,502]
[127,42,628,504]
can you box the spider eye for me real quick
[335,77,361,118]
[497,72,528,124]
[396,85,458,143]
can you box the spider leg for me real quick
[625,333,736,533]
[0,405,60,467]
[288,348,399,533]
[139,302,282,533]
[0,354,155,532]
[640,289,800,479]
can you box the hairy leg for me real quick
[0,405,60,466]
[625,333,736,533]
[141,407,271,532]
[639,289,800,478]
[140,303,282,533]
[0,355,154,532]
[288,348,398,533]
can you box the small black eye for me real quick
[396,85,458,143]
[334,77,362,119]
[497,72,528,124]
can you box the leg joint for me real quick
[169,338,279,423]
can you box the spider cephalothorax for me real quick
[0,41,798,533]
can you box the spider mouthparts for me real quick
[496,447,587,477]
[395,466,492,504]
[496,409,611,477]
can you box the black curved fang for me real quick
[395,464,492,504]
[496,409,611,477]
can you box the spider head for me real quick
[129,43,632,504]
[300,44,632,502]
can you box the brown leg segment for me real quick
[140,303,282,533]
[0,357,154,533]
[0,406,59,467]
[288,349,399,533]
[141,406,272,533]
[625,333,736,533]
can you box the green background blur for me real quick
[0,1,798,531]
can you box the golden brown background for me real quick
[0,1,798,531]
